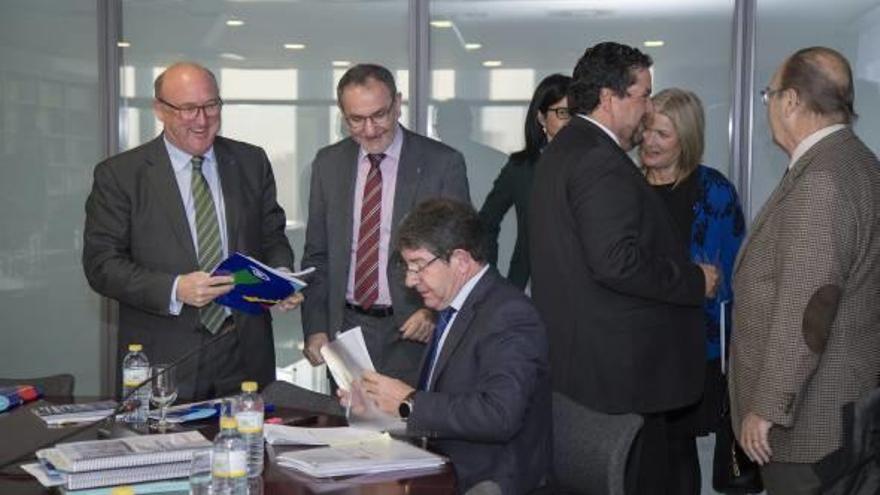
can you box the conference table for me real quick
[0,396,456,494]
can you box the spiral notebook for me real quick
[23,459,191,490]
[36,430,210,473]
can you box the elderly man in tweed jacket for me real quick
[730,46,880,495]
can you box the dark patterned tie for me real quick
[353,153,385,309]
[191,156,226,334]
[417,307,457,391]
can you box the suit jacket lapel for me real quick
[214,139,241,253]
[392,128,422,230]
[734,128,851,274]
[145,136,198,264]
[339,139,360,266]
[429,269,497,389]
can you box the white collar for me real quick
[579,114,621,147]
[448,264,490,312]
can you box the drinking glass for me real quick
[189,448,213,495]
[150,364,178,431]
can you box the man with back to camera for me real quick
[301,63,470,386]
[83,62,302,401]
[730,46,880,495]
[358,198,551,494]
[528,41,720,494]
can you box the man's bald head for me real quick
[779,47,856,124]
[154,62,218,100]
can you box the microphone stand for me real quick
[0,324,238,471]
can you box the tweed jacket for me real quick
[730,127,880,463]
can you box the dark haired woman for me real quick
[479,73,572,289]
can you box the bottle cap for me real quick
[110,487,135,495]
[220,416,238,429]
[127,344,142,352]
[241,381,258,393]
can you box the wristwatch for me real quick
[398,391,416,420]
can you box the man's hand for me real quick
[276,292,304,311]
[698,263,721,298]
[740,412,773,465]
[361,370,415,415]
[303,332,329,366]
[176,271,234,307]
[400,308,435,343]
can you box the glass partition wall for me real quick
[5,0,879,403]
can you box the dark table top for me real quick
[0,396,456,494]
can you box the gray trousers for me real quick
[761,461,821,495]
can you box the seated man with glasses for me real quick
[358,198,551,494]
[83,62,301,401]
[301,63,470,387]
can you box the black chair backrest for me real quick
[552,392,643,495]
[262,380,344,417]
[0,373,75,397]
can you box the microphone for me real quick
[0,322,239,471]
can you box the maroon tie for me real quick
[354,153,385,309]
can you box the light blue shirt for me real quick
[164,137,229,315]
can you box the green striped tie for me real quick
[191,156,226,334]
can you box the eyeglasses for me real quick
[760,87,784,106]
[546,106,571,120]
[401,255,442,277]
[157,97,223,119]
[345,102,396,130]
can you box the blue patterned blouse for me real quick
[690,165,746,360]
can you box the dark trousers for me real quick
[626,410,702,495]
[183,318,246,401]
[761,462,821,495]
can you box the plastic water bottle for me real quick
[121,344,150,424]
[212,416,248,495]
[235,381,265,477]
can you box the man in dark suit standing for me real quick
[360,198,551,494]
[301,64,470,386]
[731,47,880,495]
[83,62,301,401]
[529,42,718,494]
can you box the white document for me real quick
[263,424,387,446]
[319,326,404,431]
[319,326,375,391]
[275,437,446,478]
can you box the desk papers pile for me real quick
[274,436,446,478]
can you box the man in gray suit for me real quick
[360,199,551,494]
[83,62,301,401]
[731,47,880,494]
[301,64,470,385]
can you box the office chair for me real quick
[262,380,344,417]
[552,392,643,495]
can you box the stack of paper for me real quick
[26,431,211,490]
[31,401,118,426]
[274,436,447,478]
[264,424,387,446]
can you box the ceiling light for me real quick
[464,43,482,51]
[430,20,453,28]
[332,60,351,67]
[482,60,502,68]
[283,43,306,50]
[116,41,131,48]
[226,19,245,27]
[220,52,246,61]
[643,40,665,48]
